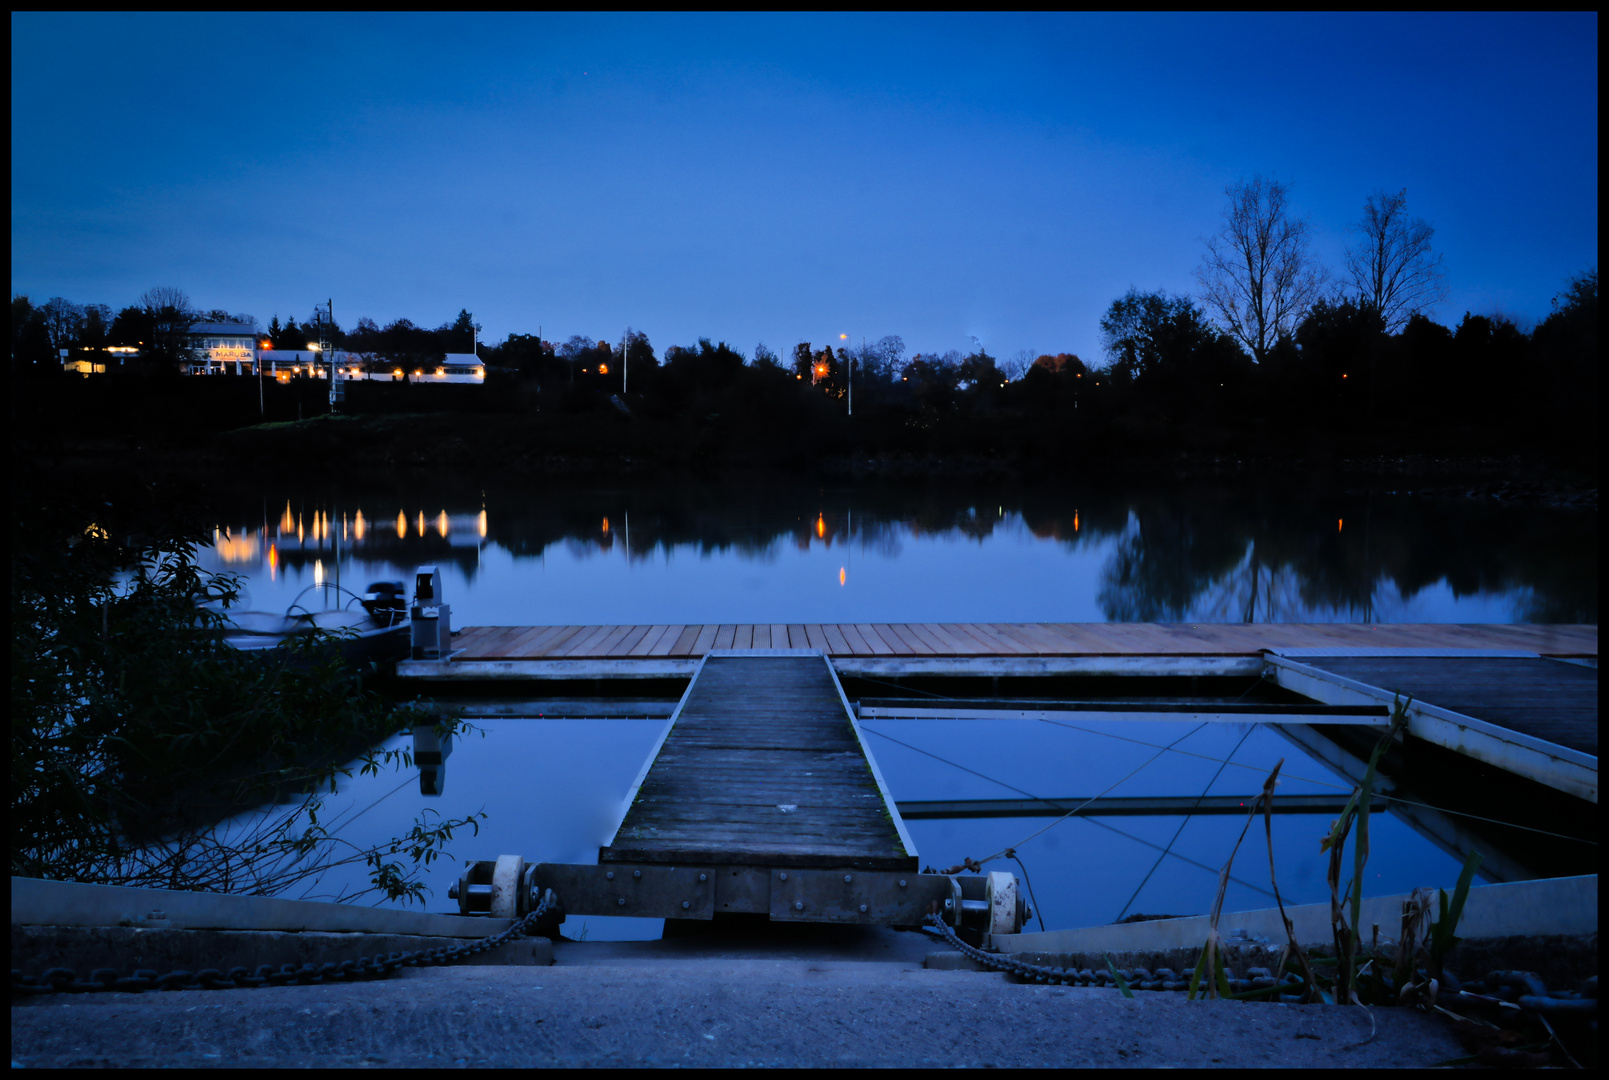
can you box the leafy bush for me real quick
[10,468,481,904]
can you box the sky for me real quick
[11,12,1599,365]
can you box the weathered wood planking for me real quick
[451,623,1597,660]
[600,654,916,871]
[1294,655,1599,756]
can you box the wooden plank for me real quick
[566,624,627,659]
[991,621,1068,653]
[835,623,876,656]
[901,622,957,654]
[627,625,674,657]
[608,624,655,657]
[492,624,575,658]
[879,624,936,656]
[712,624,738,650]
[690,624,720,655]
[574,623,636,657]
[819,623,853,656]
[647,625,691,657]
[786,624,809,649]
[942,623,1014,655]
[733,624,754,650]
[453,626,514,656]
[667,625,703,657]
[524,625,590,657]
[849,623,896,656]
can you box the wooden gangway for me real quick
[599,651,916,871]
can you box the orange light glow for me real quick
[839,567,846,586]
[602,516,610,534]
[1074,510,1080,533]
[280,501,295,534]
[417,511,426,536]
[599,363,609,375]
[1342,373,1348,379]
[478,509,488,538]
[354,510,367,541]
[1339,518,1344,532]
[436,511,450,538]
[816,515,826,539]
[396,510,408,538]
[267,543,278,580]
[212,527,259,564]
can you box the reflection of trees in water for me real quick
[1095,490,1596,624]
[207,478,1594,624]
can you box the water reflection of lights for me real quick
[267,543,278,580]
[839,567,846,586]
[417,511,426,537]
[478,510,488,538]
[354,510,366,540]
[211,527,259,564]
[437,511,450,538]
[816,514,826,539]
[602,517,610,534]
[280,502,295,534]
[314,558,324,586]
[396,510,408,538]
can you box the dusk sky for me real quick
[12,12,1598,365]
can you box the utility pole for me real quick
[622,329,629,395]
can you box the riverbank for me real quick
[23,407,1599,509]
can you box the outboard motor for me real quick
[361,581,407,625]
[409,565,453,660]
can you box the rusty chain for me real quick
[11,890,555,997]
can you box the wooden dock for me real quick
[600,651,915,871]
[443,621,1596,662]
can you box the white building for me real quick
[262,350,485,385]
[187,322,260,375]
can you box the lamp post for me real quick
[840,332,851,416]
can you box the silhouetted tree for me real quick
[138,286,199,373]
[1344,189,1447,333]
[1196,176,1326,364]
[1525,267,1596,450]
[11,295,55,370]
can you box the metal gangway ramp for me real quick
[602,650,917,870]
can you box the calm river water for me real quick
[196,477,1596,938]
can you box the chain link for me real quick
[921,913,1600,1016]
[11,891,555,997]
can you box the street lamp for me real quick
[840,332,851,416]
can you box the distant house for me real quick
[263,350,485,385]
[187,322,259,375]
[58,318,485,385]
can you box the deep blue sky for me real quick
[12,12,1598,365]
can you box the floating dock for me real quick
[404,621,1596,679]
[402,623,1597,810]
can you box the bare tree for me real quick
[1196,176,1326,364]
[138,285,199,370]
[1343,189,1447,333]
[39,297,84,351]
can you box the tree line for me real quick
[11,177,1596,458]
